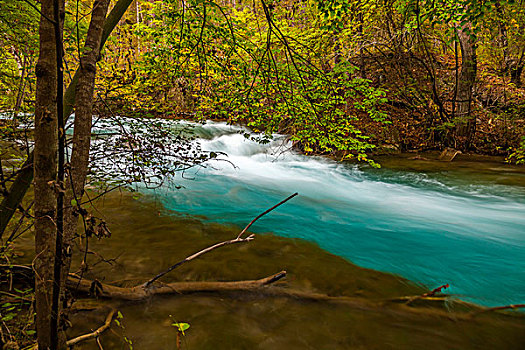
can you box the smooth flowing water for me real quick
[6,118,525,349]
[140,121,525,307]
[65,191,524,350]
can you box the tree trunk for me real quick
[13,54,28,119]
[455,24,477,150]
[60,0,111,344]
[0,0,134,239]
[510,60,523,86]
[33,0,59,348]
[495,1,524,87]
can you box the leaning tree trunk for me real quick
[455,24,477,150]
[59,1,111,346]
[0,0,134,239]
[33,0,59,348]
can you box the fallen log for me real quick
[67,271,287,301]
[65,274,478,322]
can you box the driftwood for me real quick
[66,309,116,348]
[67,271,287,300]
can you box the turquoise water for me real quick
[137,122,525,307]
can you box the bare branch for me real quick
[237,192,298,239]
[143,234,255,288]
[143,192,298,288]
[66,309,116,347]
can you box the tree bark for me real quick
[0,0,134,239]
[455,24,477,150]
[33,0,59,348]
[67,271,287,300]
[495,1,524,87]
[60,1,111,345]
[0,154,33,237]
[13,54,28,119]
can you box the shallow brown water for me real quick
[375,152,525,188]
[51,190,524,350]
[8,153,525,349]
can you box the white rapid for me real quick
[105,120,525,307]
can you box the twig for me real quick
[397,284,450,305]
[469,304,525,317]
[236,192,298,239]
[406,283,449,305]
[66,309,116,347]
[143,193,298,288]
[0,291,33,303]
[96,337,104,350]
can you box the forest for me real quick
[0,0,524,349]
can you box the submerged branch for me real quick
[143,192,298,288]
[67,271,287,301]
[66,309,116,347]
[468,303,525,317]
[404,283,450,305]
[143,234,256,288]
[66,274,485,322]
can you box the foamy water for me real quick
[85,119,524,306]
[138,121,524,307]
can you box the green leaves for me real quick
[507,137,525,165]
[171,322,190,335]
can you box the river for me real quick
[40,118,525,348]
[132,121,525,308]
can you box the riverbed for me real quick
[64,190,524,349]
